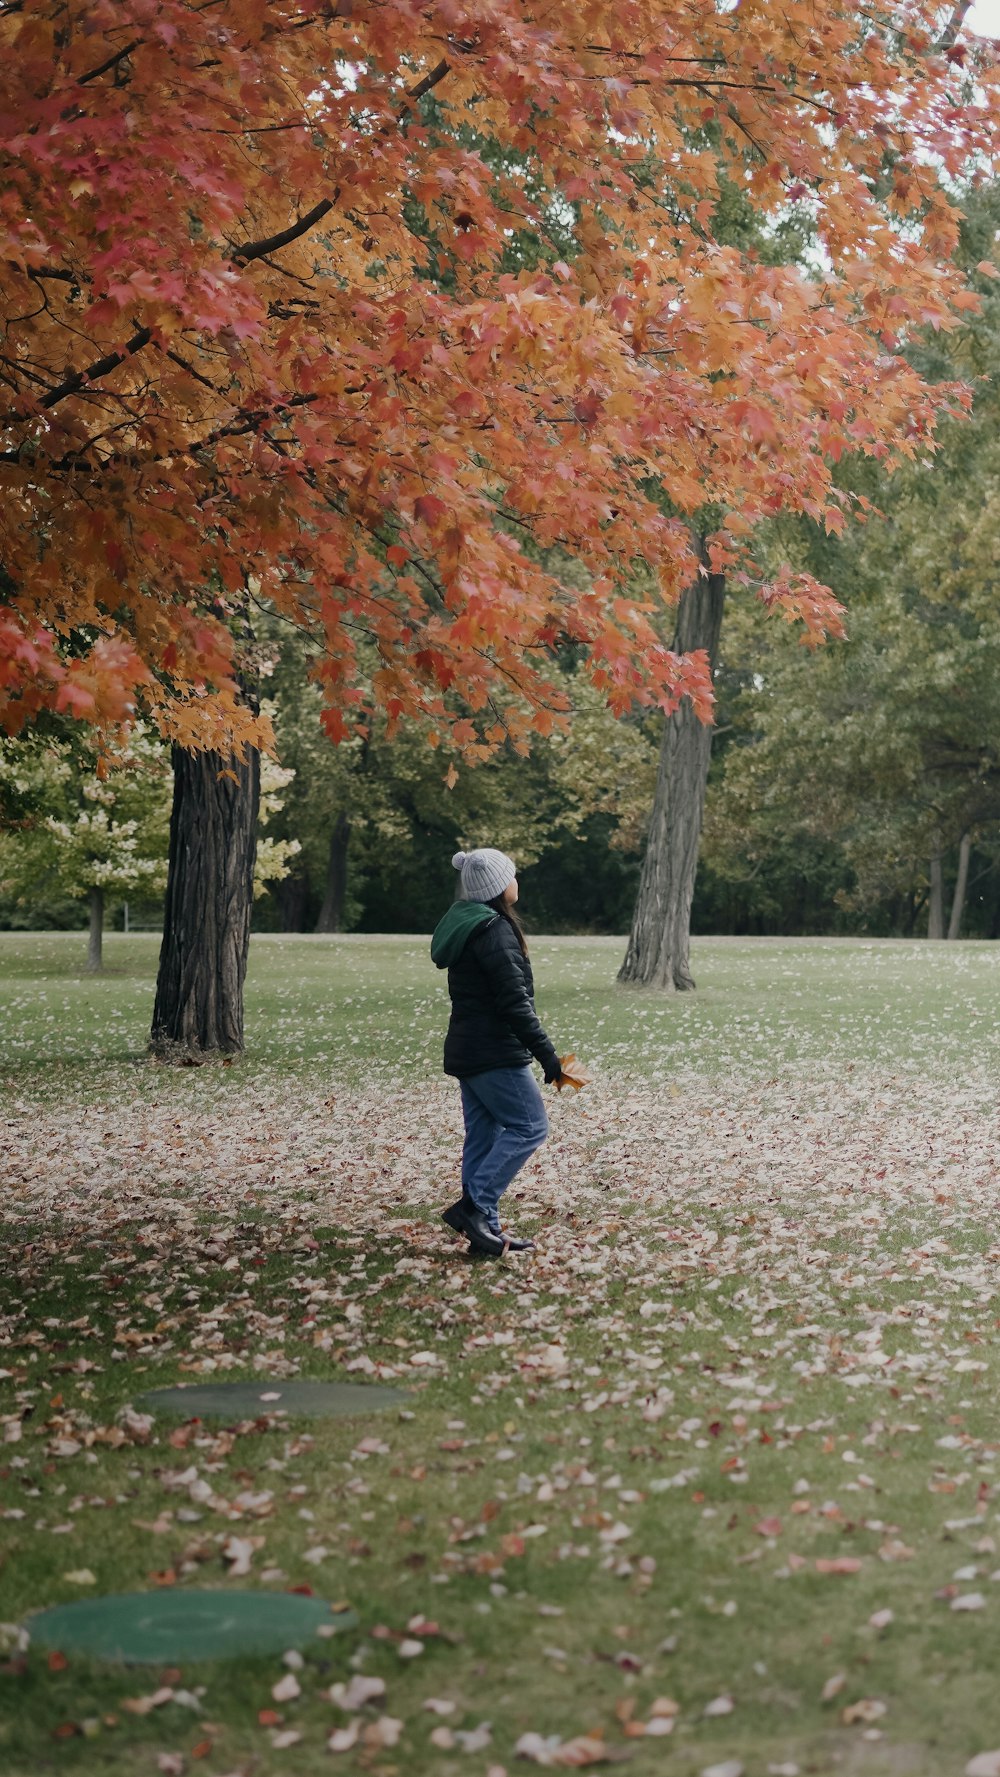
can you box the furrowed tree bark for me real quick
[315,812,351,933]
[947,831,971,940]
[928,852,945,939]
[619,541,726,990]
[86,884,104,972]
[150,744,260,1057]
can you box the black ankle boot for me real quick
[441,1195,471,1234]
[449,1200,505,1257]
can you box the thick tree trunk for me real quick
[618,548,726,989]
[86,885,104,972]
[928,852,945,939]
[947,831,971,940]
[150,744,260,1057]
[275,871,310,932]
[315,812,351,933]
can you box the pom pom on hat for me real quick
[452,847,517,902]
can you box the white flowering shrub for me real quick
[1,724,298,921]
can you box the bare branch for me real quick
[229,197,335,266]
[403,56,450,109]
[77,39,142,86]
[161,345,224,394]
[27,267,77,284]
[1,327,152,424]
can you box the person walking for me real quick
[430,847,567,1257]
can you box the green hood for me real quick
[430,901,497,968]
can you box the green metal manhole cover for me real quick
[140,1381,410,1419]
[27,1591,357,1663]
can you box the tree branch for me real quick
[161,344,224,394]
[229,198,336,266]
[77,39,142,86]
[402,56,450,109]
[27,267,77,284]
[937,0,974,50]
[3,327,153,423]
[227,55,449,264]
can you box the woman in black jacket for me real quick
[430,847,567,1256]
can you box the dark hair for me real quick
[487,892,528,956]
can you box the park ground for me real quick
[3,932,1000,1777]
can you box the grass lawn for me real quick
[3,931,1000,1776]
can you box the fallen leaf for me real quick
[328,1720,361,1753]
[271,1673,300,1702]
[221,1536,256,1576]
[643,1716,675,1737]
[122,1688,174,1716]
[362,1715,403,1748]
[329,1675,385,1710]
[515,1729,610,1766]
[455,1721,493,1751]
[842,1699,887,1725]
[878,1539,914,1563]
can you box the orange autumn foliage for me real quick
[1,1,998,753]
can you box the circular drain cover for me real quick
[140,1380,410,1419]
[28,1590,357,1663]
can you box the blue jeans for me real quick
[459,1065,549,1229]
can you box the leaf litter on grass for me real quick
[5,938,1000,1771]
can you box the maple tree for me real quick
[2,0,998,766]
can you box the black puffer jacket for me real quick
[432,906,561,1081]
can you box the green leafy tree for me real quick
[703,188,1000,940]
[258,633,663,933]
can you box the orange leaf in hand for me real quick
[555,1054,589,1092]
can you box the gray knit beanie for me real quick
[452,847,516,903]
